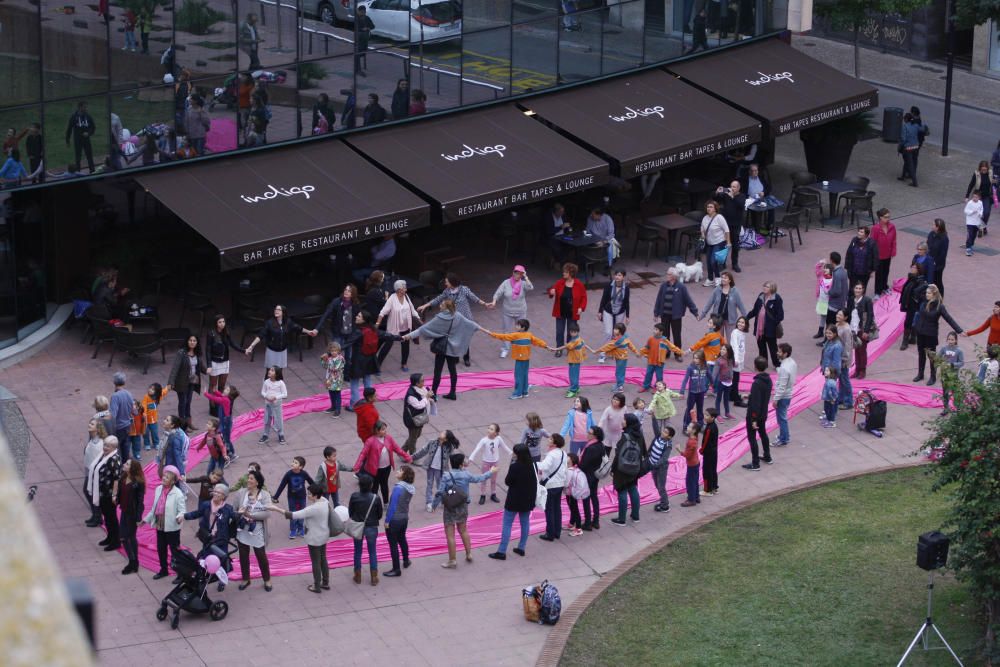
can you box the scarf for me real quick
[155,483,171,519]
[510,277,522,300]
[755,294,771,339]
[88,450,114,505]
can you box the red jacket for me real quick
[355,401,380,442]
[871,221,897,260]
[354,435,412,477]
[967,314,1000,346]
[548,278,588,320]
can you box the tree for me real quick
[926,353,1000,665]
[954,0,1000,28]
[814,0,933,77]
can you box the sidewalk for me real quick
[792,33,1000,111]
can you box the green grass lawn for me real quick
[560,467,982,667]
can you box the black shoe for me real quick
[85,518,101,527]
[742,463,760,471]
[512,548,525,557]
[152,571,169,580]
[383,569,402,577]
[217,582,226,592]
[812,331,824,339]
[488,552,506,561]
[582,523,593,531]
[610,518,627,526]
[490,494,500,503]
[926,376,936,386]
[441,393,457,401]
[591,522,600,530]
[762,458,773,465]
[403,559,412,569]
[539,534,555,542]
[98,537,111,546]
[733,266,742,273]
[172,576,183,584]
[479,495,486,505]
[121,562,136,575]
[238,581,251,590]
[103,543,120,551]
[463,358,471,367]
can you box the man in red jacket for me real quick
[355,387,379,443]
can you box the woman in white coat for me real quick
[376,280,421,372]
[144,464,186,580]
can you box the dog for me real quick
[673,261,703,284]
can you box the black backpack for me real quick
[617,435,643,477]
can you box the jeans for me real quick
[775,397,791,443]
[714,378,731,416]
[219,415,234,456]
[614,358,627,388]
[327,390,342,413]
[569,440,586,456]
[513,359,530,397]
[190,137,206,156]
[386,517,409,570]
[178,388,193,422]
[432,354,458,396]
[350,374,374,406]
[568,363,581,393]
[838,363,853,406]
[652,464,670,508]
[353,525,379,570]
[425,468,442,505]
[207,456,226,476]
[498,509,531,554]
[642,364,664,389]
[683,392,705,428]
[901,149,918,185]
[586,475,600,526]
[115,427,131,463]
[685,464,701,502]
[705,241,725,280]
[288,494,306,535]
[617,484,640,521]
[156,529,181,574]
[544,487,563,538]
[555,317,572,348]
[143,421,159,450]
[983,195,994,226]
[128,434,143,460]
[308,543,329,587]
[73,137,94,172]
[824,400,838,422]
[967,224,979,250]
[124,29,136,49]
[263,401,284,437]
[746,418,770,466]
[238,541,270,581]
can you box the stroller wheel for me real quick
[170,611,180,630]
[209,600,229,621]
[156,606,168,621]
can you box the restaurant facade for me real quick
[0,0,879,350]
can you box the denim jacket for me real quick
[821,339,843,373]
[432,468,492,509]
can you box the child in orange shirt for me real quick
[592,323,642,393]
[141,382,169,452]
[639,322,684,392]
[688,314,727,389]
[128,400,145,462]
[484,319,550,400]
[551,322,587,398]
[680,417,702,507]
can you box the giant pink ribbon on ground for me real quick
[129,292,929,577]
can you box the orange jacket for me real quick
[566,336,587,364]
[490,331,549,361]
[640,335,683,365]
[689,331,726,363]
[596,334,640,360]
[966,314,1000,347]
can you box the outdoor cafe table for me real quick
[745,197,783,232]
[665,177,717,211]
[645,213,700,256]
[814,179,861,226]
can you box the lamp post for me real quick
[941,0,955,156]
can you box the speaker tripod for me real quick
[897,571,964,666]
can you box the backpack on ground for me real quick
[537,580,561,625]
[361,327,379,356]
[617,435,642,476]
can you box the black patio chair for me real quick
[108,330,164,374]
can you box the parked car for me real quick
[360,0,462,43]
[302,0,357,25]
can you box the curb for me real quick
[536,460,929,667]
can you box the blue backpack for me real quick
[538,580,561,625]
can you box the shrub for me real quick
[174,0,226,35]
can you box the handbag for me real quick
[697,215,717,253]
[713,246,730,264]
[326,497,344,537]
[344,494,377,540]
[775,322,784,339]
[441,471,468,509]
[429,317,454,356]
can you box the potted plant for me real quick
[800,112,874,181]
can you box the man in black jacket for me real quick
[715,180,747,272]
[844,226,878,294]
[65,101,96,173]
[652,268,698,356]
[742,356,773,471]
[597,270,630,362]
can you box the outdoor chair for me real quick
[789,171,818,187]
[293,314,323,362]
[836,176,871,213]
[108,330,163,374]
[579,246,609,286]
[89,317,117,360]
[768,211,804,253]
[177,290,215,334]
[786,188,823,229]
[632,223,664,266]
[840,191,877,228]
[159,327,192,360]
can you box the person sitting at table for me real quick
[353,235,396,285]
[92,272,130,319]
[585,207,616,273]
[714,180,746,273]
[740,163,774,229]
[541,203,572,267]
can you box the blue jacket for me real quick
[559,408,594,439]
[821,378,839,402]
[899,121,920,150]
[433,468,492,509]
[163,429,189,476]
[912,253,936,286]
[821,339,843,372]
[680,364,709,394]
[385,481,415,523]
[653,281,698,321]
[184,500,237,554]
[0,158,28,180]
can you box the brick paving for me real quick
[4,130,998,664]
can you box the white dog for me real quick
[673,261,703,283]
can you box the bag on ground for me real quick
[537,580,561,625]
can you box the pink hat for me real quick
[162,465,181,478]
[513,265,526,273]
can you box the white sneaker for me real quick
[426,503,433,512]
[598,353,606,363]
[703,280,714,287]
[714,278,721,287]
[500,349,508,359]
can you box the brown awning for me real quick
[135,141,430,270]
[346,105,609,223]
[668,39,878,136]
[520,69,761,178]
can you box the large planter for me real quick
[800,134,858,181]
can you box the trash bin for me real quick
[882,107,903,143]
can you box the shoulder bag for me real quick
[344,494,378,540]
[442,471,468,510]
[697,215,717,253]
[429,317,454,356]
[326,497,344,538]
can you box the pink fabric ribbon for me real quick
[127,292,916,577]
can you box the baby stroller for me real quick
[853,389,886,438]
[155,548,229,629]
[209,73,238,111]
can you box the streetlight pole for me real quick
[941,0,955,156]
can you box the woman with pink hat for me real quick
[489,265,533,359]
[144,465,186,581]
